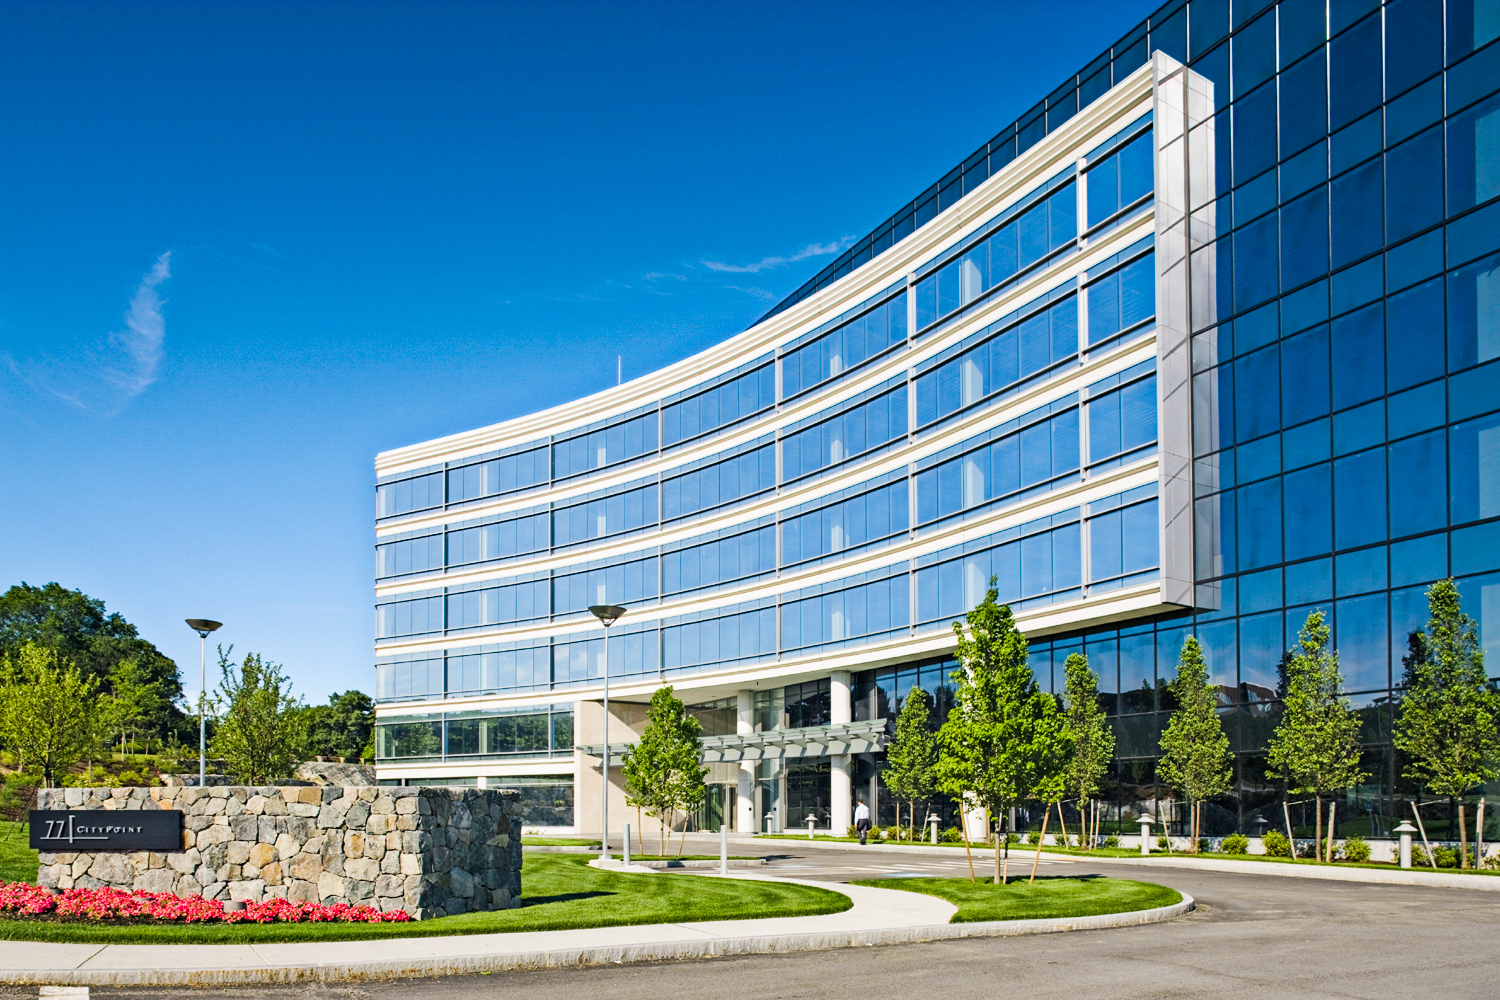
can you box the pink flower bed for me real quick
[0,882,410,924]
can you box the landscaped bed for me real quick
[0,853,850,944]
[851,874,1181,923]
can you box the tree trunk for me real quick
[960,803,976,883]
[1057,801,1069,849]
[1028,804,1051,884]
[636,807,643,857]
[1326,800,1337,862]
[677,813,687,857]
[1459,801,1470,869]
[993,823,1002,884]
[1314,796,1322,861]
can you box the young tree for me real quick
[619,686,707,855]
[302,690,376,759]
[0,642,102,787]
[1266,611,1368,862]
[1063,653,1115,850]
[1157,637,1232,852]
[935,579,1072,884]
[109,657,169,759]
[209,647,307,784]
[1393,580,1500,868]
[884,685,939,842]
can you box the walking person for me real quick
[854,799,872,845]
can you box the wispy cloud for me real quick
[724,285,778,302]
[701,238,855,274]
[7,252,172,413]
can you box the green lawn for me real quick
[0,853,849,944]
[0,824,36,884]
[852,874,1181,923]
[521,836,599,847]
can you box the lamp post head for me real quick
[588,605,627,627]
[185,619,222,638]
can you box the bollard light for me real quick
[1394,820,1417,869]
[1139,814,1156,855]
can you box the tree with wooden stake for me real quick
[1266,611,1368,863]
[935,578,1073,885]
[1063,653,1114,850]
[1393,579,1500,869]
[1157,637,1233,852]
[619,685,708,856]
[885,685,939,843]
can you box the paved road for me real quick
[19,843,1498,1000]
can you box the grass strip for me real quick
[850,874,1180,923]
[0,827,37,885]
[0,854,848,944]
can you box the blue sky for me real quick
[0,0,1156,705]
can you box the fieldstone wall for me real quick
[35,785,522,919]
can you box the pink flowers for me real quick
[0,882,410,924]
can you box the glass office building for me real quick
[374,0,1500,842]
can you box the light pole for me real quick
[185,619,222,787]
[588,604,626,859]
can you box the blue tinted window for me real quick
[377,472,443,517]
[1330,159,1383,270]
[1448,251,1500,371]
[1086,132,1154,228]
[447,448,549,503]
[1239,478,1282,568]
[1087,375,1157,466]
[663,363,775,447]
[1385,277,1446,392]
[1235,345,1280,442]
[1089,499,1159,582]
[663,444,774,520]
[1334,447,1387,549]
[448,579,549,630]
[1447,93,1500,216]
[782,386,907,482]
[1336,592,1390,690]
[915,409,1080,525]
[1329,14,1383,130]
[1388,430,1446,537]
[663,525,775,596]
[1234,82,1278,182]
[1330,303,1385,409]
[376,534,443,579]
[1279,0,1327,66]
[1231,9,1275,98]
[1286,463,1335,561]
[782,294,907,399]
[554,412,657,479]
[446,513,549,565]
[1086,252,1155,346]
[1279,50,1328,156]
[1233,213,1279,310]
[1450,411,1500,524]
[1280,187,1330,289]
[1385,127,1445,244]
[782,573,909,652]
[552,557,658,617]
[915,296,1078,427]
[1385,0,1444,97]
[554,482,658,545]
[781,481,908,567]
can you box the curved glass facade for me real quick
[375,0,1500,845]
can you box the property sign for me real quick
[29,810,183,852]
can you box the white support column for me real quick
[736,689,755,834]
[830,671,852,833]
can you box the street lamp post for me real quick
[184,619,222,787]
[588,604,626,859]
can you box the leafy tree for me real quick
[1393,580,1500,868]
[1266,611,1368,862]
[0,584,182,713]
[109,657,171,758]
[935,579,1072,883]
[1158,637,1232,852]
[1063,653,1114,849]
[209,647,307,784]
[0,642,103,787]
[884,685,939,842]
[302,690,375,759]
[619,686,707,855]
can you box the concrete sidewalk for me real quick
[0,872,1193,986]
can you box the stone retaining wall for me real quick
[36,785,522,919]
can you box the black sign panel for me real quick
[30,810,183,852]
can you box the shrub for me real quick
[1197,838,1210,854]
[1220,833,1249,854]
[1155,836,1170,851]
[1104,835,1121,849]
[1001,831,1020,846]
[939,826,963,843]
[1026,831,1042,845]
[1342,835,1370,862]
[1262,830,1292,857]
[1433,845,1459,868]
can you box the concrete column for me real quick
[830,671,852,832]
[736,689,755,834]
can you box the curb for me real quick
[0,894,1194,985]
[1099,855,1500,890]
